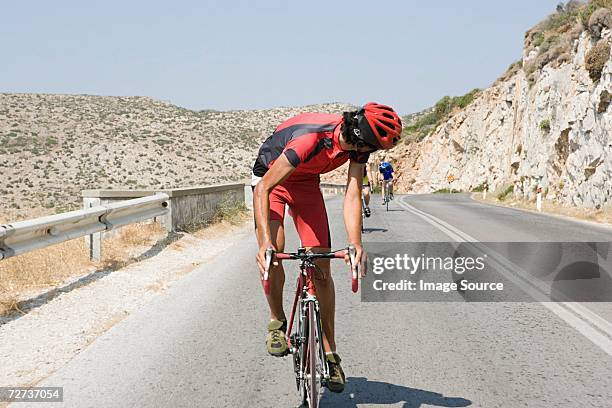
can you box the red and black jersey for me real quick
[252,113,369,179]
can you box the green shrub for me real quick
[523,61,538,76]
[522,1,611,74]
[472,182,487,192]
[433,96,452,119]
[539,34,560,54]
[402,89,480,142]
[527,74,537,88]
[497,60,523,82]
[540,119,551,132]
[588,7,612,38]
[585,40,611,81]
[533,31,545,47]
[541,8,576,31]
[454,88,480,108]
[497,185,514,201]
[433,188,462,194]
[579,0,612,27]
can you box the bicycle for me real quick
[263,245,358,408]
[382,180,391,212]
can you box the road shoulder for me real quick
[0,221,251,389]
[470,192,612,231]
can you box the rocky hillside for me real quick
[387,0,611,209]
[0,94,353,218]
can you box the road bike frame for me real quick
[263,246,357,408]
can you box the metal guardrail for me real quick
[0,193,169,262]
[319,182,347,195]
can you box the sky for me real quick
[1,0,559,114]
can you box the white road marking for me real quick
[398,196,612,357]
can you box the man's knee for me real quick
[306,249,332,283]
[314,262,333,285]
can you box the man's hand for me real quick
[345,243,367,277]
[256,242,278,279]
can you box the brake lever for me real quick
[348,244,358,293]
[263,247,274,294]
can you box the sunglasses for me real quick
[354,139,378,152]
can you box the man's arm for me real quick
[253,155,295,273]
[344,161,367,275]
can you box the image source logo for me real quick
[362,242,612,302]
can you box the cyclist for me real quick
[379,160,394,203]
[252,102,402,393]
[362,166,372,217]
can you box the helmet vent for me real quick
[376,126,387,138]
[382,113,395,120]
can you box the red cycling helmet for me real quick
[354,102,402,150]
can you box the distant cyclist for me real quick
[379,160,394,203]
[362,166,372,217]
[252,102,402,393]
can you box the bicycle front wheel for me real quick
[305,301,319,408]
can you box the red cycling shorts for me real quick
[265,177,331,248]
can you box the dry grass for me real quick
[193,214,251,240]
[182,198,249,233]
[212,199,249,224]
[0,202,250,317]
[0,222,165,316]
[101,222,166,268]
[0,207,55,224]
[0,238,91,315]
[474,193,612,225]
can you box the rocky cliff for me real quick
[388,2,611,209]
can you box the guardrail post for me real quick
[0,225,10,261]
[244,184,253,210]
[83,197,103,261]
[159,198,174,232]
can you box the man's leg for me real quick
[257,220,286,321]
[309,251,335,352]
[307,255,344,393]
[254,184,289,356]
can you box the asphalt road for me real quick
[26,193,612,407]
